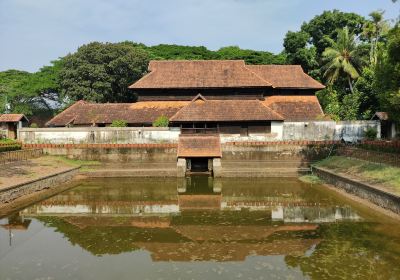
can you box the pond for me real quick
[1,176,400,280]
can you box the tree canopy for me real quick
[60,42,149,103]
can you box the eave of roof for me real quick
[0,114,29,122]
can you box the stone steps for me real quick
[85,168,177,177]
[221,160,311,168]
[220,168,310,177]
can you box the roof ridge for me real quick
[190,94,207,103]
[45,100,86,126]
[244,65,273,87]
[128,70,156,88]
[259,101,285,120]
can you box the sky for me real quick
[0,0,399,72]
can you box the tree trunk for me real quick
[348,75,354,94]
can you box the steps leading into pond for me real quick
[220,167,310,177]
[221,160,311,168]
[84,166,177,177]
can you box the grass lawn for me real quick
[314,156,400,195]
[50,156,101,169]
[299,175,323,184]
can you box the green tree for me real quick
[322,27,364,94]
[283,31,317,72]
[374,25,400,121]
[302,10,366,56]
[354,67,378,119]
[147,44,215,60]
[284,10,366,77]
[0,59,63,115]
[110,120,128,127]
[60,42,149,103]
[215,46,286,65]
[316,88,341,120]
[362,11,389,65]
[152,116,169,127]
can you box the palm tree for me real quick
[363,11,387,65]
[322,27,363,93]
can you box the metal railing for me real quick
[337,146,400,167]
[0,149,43,165]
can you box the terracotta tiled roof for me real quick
[130,60,272,89]
[177,135,222,158]
[372,112,389,121]
[247,65,325,89]
[46,100,189,126]
[170,95,284,122]
[130,60,325,90]
[262,95,325,121]
[0,114,29,122]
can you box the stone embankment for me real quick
[0,166,80,204]
[21,141,337,177]
[0,157,81,213]
[312,166,400,215]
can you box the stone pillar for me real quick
[212,158,222,178]
[177,158,187,178]
[376,121,382,139]
[177,177,187,193]
[391,122,397,139]
[213,179,222,193]
[208,158,213,172]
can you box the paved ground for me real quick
[0,157,76,191]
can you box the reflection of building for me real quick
[16,177,365,261]
[22,177,361,223]
[0,213,31,230]
[0,213,31,246]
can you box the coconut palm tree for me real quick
[363,11,388,65]
[322,27,363,93]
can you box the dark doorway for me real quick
[189,158,209,172]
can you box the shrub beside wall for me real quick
[153,116,169,127]
[110,120,128,127]
[0,144,22,153]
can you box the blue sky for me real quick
[0,0,398,72]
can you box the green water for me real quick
[1,176,400,280]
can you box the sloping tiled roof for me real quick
[177,135,222,158]
[130,60,325,90]
[46,100,189,126]
[372,112,389,121]
[262,95,325,121]
[247,65,325,89]
[130,60,272,89]
[0,114,29,122]
[170,95,284,122]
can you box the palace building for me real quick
[46,60,326,136]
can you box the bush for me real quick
[0,138,18,145]
[30,123,38,128]
[152,116,169,127]
[110,120,128,127]
[365,127,377,140]
[0,144,21,152]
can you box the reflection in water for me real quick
[1,177,400,279]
